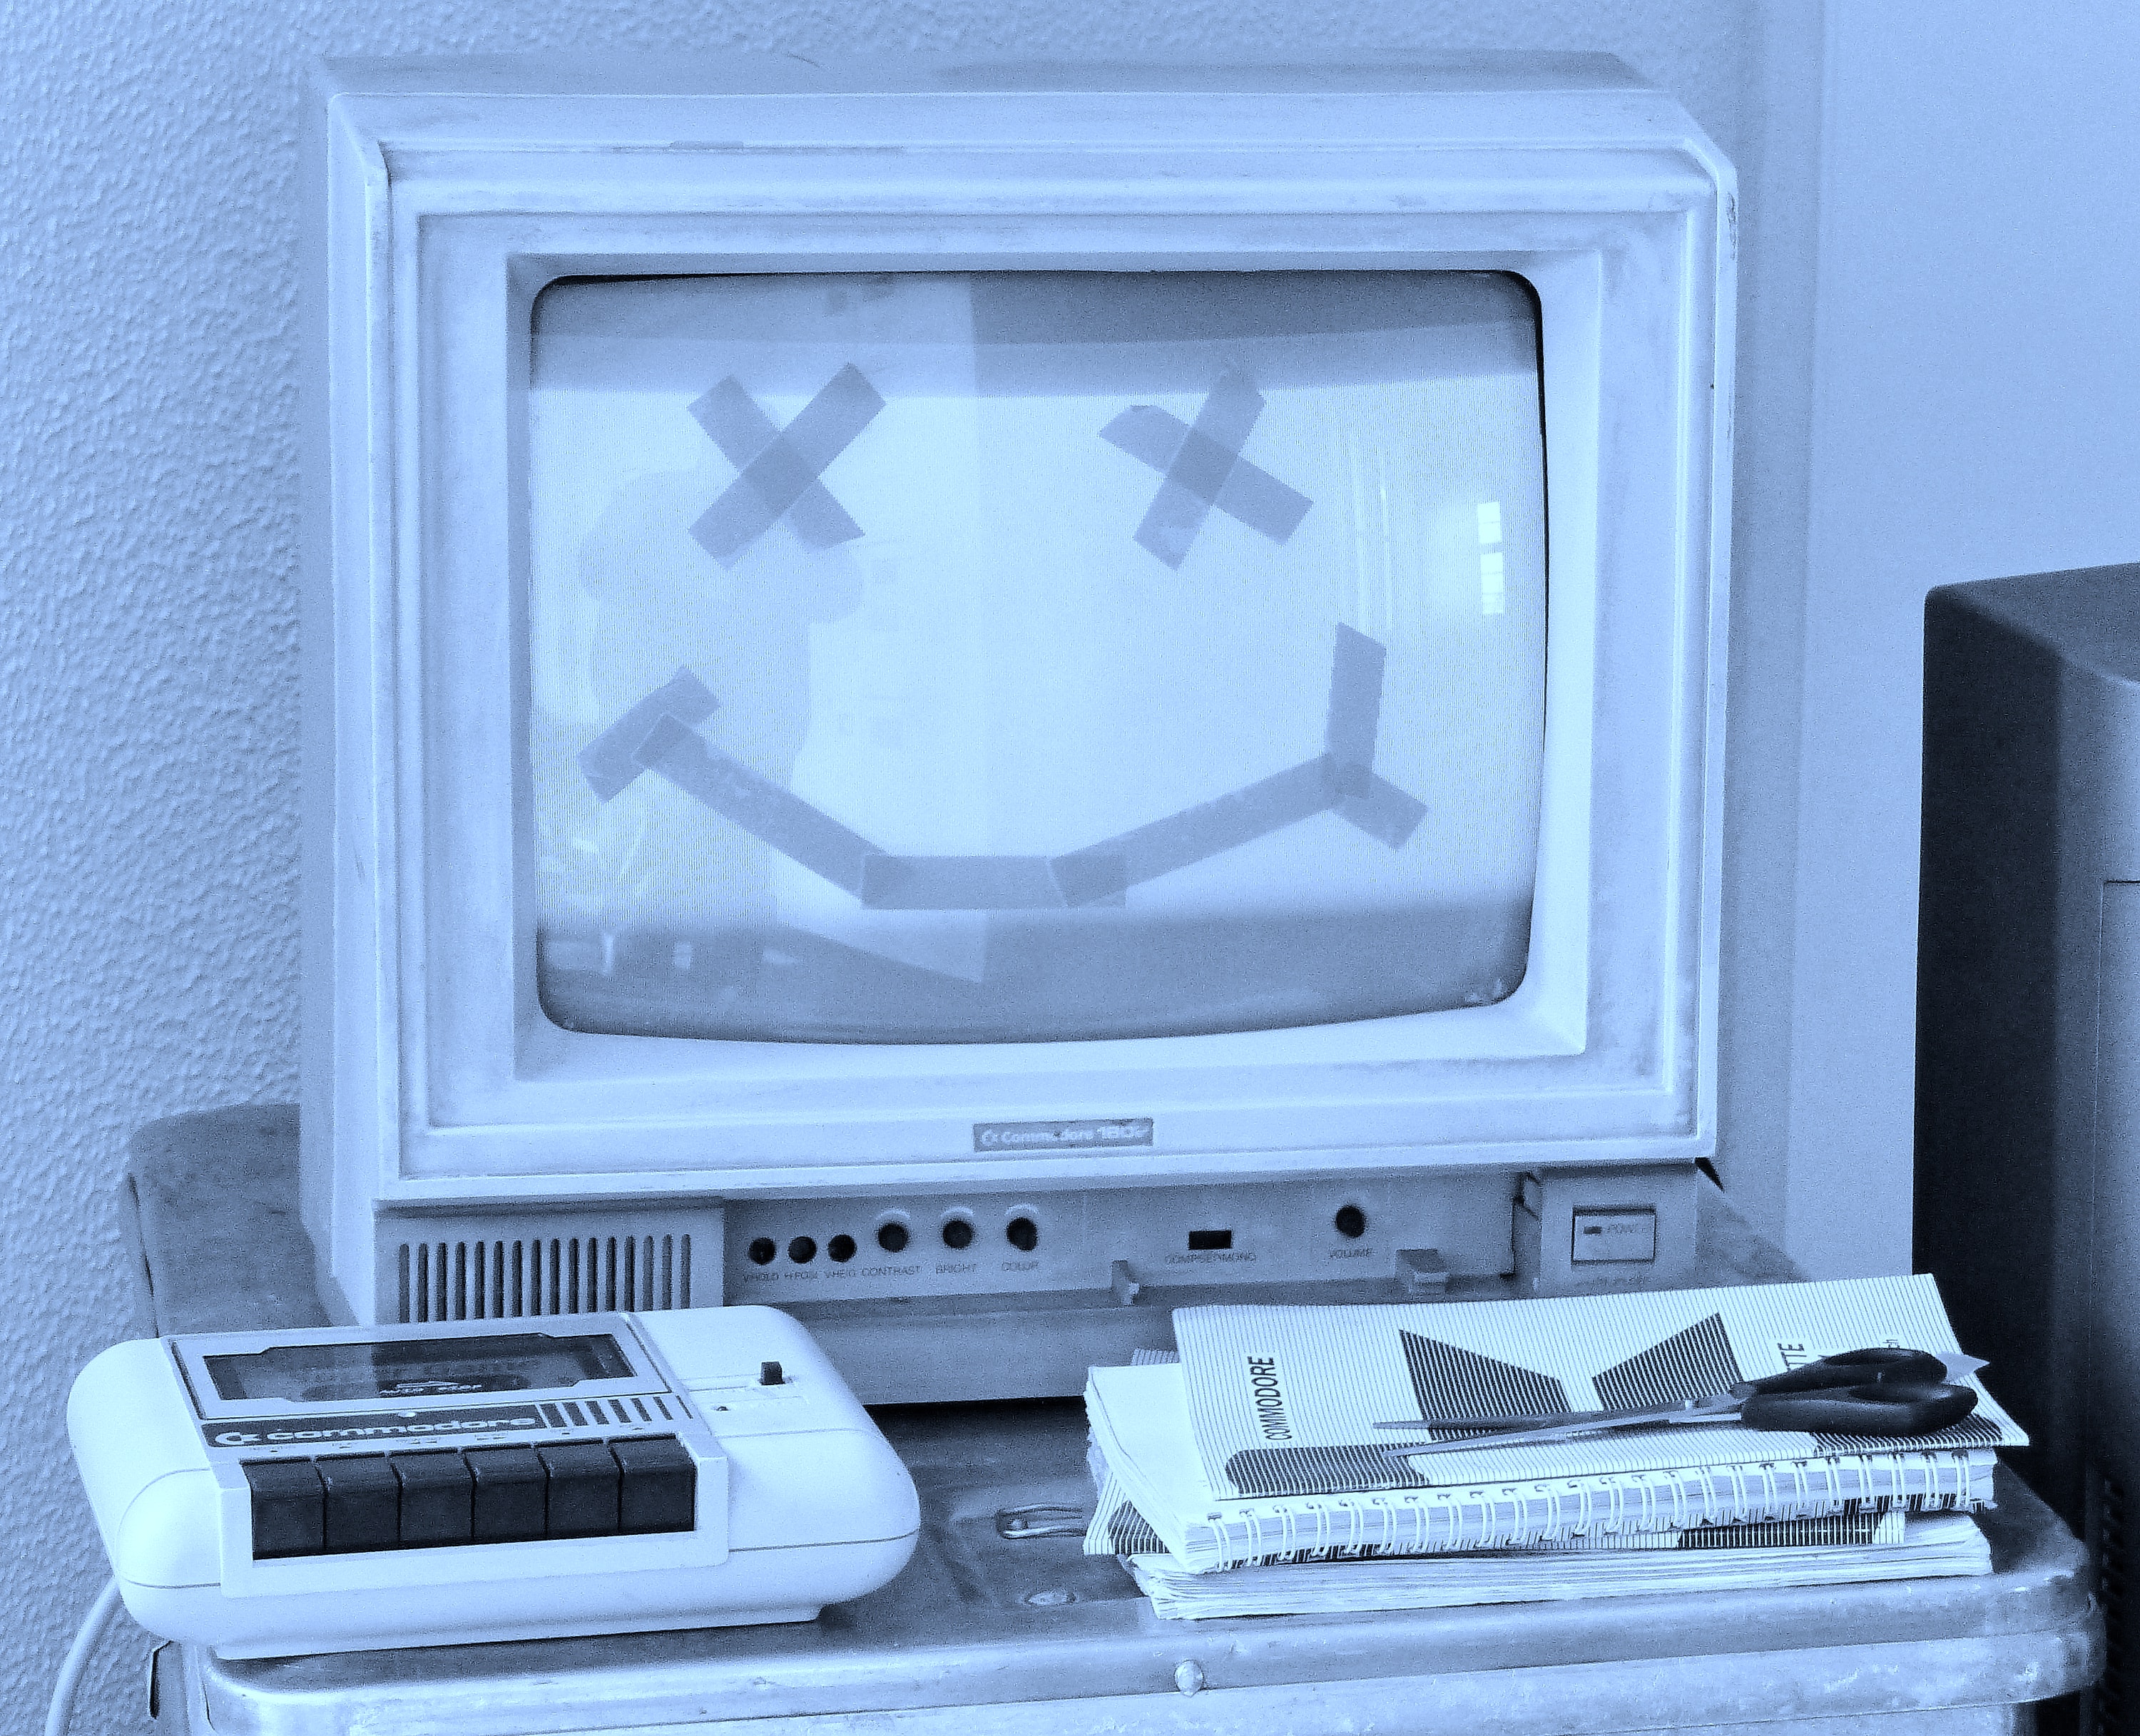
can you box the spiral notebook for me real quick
[1084,1275,2020,1573]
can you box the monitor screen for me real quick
[526,270,1545,1044]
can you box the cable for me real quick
[45,1578,123,1736]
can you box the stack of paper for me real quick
[1118,1511,1992,1619]
[1084,1276,2018,1615]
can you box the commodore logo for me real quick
[974,1118,1154,1153]
[1245,1356,1293,1441]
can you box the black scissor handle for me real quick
[1736,1347,1950,1397]
[1739,1379,1978,1437]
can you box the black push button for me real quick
[245,1460,326,1558]
[465,1446,546,1542]
[611,1436,696,1534]
[317,1454,399,1553]
[392,1451,473,1546]
[539,1443,621,1538]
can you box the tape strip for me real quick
[688,364,885,566]
[1211,460,1314,549]
[1050,760,1335,902]
[1048,852,1128,909]
[1094,404,1180,471]
[1335,775,1429,849]
[860,855,1066,911]
[688,377,862,552]
[1099,368,1312,568]
[1136,368,1265,568]
[595,621,1423,912]
[1323,624,1387,797]
[577,668,721,800]
[632,715,881,896]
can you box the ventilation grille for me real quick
[2096,1466,2127,1736]
[380,1208,723,1324]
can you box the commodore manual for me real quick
[1084,1275,2019,1575]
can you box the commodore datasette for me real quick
[68,1308,917,1656]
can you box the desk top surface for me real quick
[124,1107,2099,1736]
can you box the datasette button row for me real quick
[242,1435,696,1558]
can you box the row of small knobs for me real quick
[753,1207,1365,1267]
[878,1216,1039,1252]
[748,1216,1041,1265]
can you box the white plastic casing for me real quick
[300,54,1736,1332]
[67,1307,917,1658]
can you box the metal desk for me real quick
[124,1107,2100,1736]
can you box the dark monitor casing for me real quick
[1916,560,2140,1720]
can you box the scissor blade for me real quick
[1370,1395,1738,1438]
[1373,1392,1736,1435]
[1378,1406,1738,1459]
[1373,1411,1626,1431]
[1941,1353,1989,1383]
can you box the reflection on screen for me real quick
[205,1334,636,1403]
[526,271,1546,1043]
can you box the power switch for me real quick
[1571,1207,1658,1265]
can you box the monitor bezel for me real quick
[309,73,1731,1204]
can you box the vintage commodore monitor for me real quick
[302,55,1734,1403]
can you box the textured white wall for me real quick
[1786,3,2140,1277]
[0,6,1792,1730]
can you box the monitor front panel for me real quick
[526,270,1547,1045]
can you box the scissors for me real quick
[1373,1347,1984,1461]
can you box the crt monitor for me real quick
[302,56,1734,1401]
